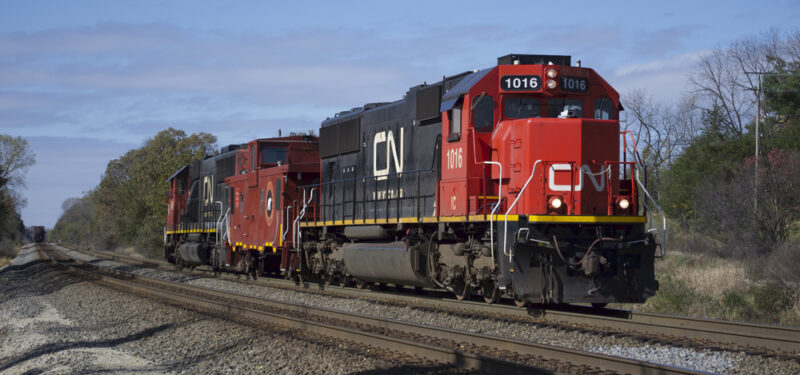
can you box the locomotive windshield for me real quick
[504,97,541,119]
[260,145,286,165]
[547,98,583,118]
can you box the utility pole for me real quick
[745,71,764,216]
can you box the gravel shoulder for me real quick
[0,244,460,374]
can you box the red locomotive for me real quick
[165,54,661,306]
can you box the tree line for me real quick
[49,128,216,258]
[623,29,800,288]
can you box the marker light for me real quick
[546,79,557,89]
[546,68,558,78]
[549,197,563,209]
[618,198,630,210]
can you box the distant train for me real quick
[32,226,46,243]
[164,54,662,307]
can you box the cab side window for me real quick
[594,97,614,120]
[472,95,494,133]
[448,100,462,142]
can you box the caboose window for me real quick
[472,94,494,133]
[260,146,287,165]
[594,97,614,120]
[547,98,583,118]
[504,97,541,119]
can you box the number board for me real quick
[560,76,589,92]
[500,75,541,91]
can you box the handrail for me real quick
[293,188,317,249]
[297,167,434,190]
[482,161,502,270]
[282,205,293,246]
[503,160,542,261]
[214,202,228,246]
[634,167,667,258]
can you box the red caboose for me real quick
[225,136,319,276]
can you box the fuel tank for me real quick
[342,241,434,288]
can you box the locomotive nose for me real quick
[492,117,620,216]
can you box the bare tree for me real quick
[688,29,784,136]
[622,90,702,198]
[0,134,36,211]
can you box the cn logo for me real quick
[373,128,404,181]
[548,164,605,192]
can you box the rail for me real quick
[45,244,705,375]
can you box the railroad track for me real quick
[40,243,703,375]
[67,244,800,357]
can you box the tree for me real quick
[0,134,36,209]
[622,90,702,199]
[0,134,35,251]
[88,128,216,255]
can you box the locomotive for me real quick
[165,54,661,306]
[32,226,46,243]
[164,136,319,276]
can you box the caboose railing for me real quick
[216,206,229,246]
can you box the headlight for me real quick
[546,79,557,89]
[546,68,558,78]
[549,197,563,209]
[618,198,630,210]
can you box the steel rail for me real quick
[46,244,701,375]
[69,245,800,355]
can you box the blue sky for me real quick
[2,0,798,228]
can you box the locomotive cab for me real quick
[436,54,658,304]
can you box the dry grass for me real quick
[0,256,11,268]
[672,256,749,297]
[628,248,800,326]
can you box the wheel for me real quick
[513,293,529,308]
[591,302,608,309]
[481,281,500,304]
[338,275,351,287]
[451,279,472,301]
[355,279,369,289]
[323,273,334,286]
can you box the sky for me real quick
[1,0,798,228]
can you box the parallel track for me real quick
[41,243,703,375]
[68,245,800,355]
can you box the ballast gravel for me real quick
[0,245,465,374]
[46,246,800,374]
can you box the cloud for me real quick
[610,51,710,103]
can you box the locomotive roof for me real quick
[440,68,492,112]
[164,165,188,183]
